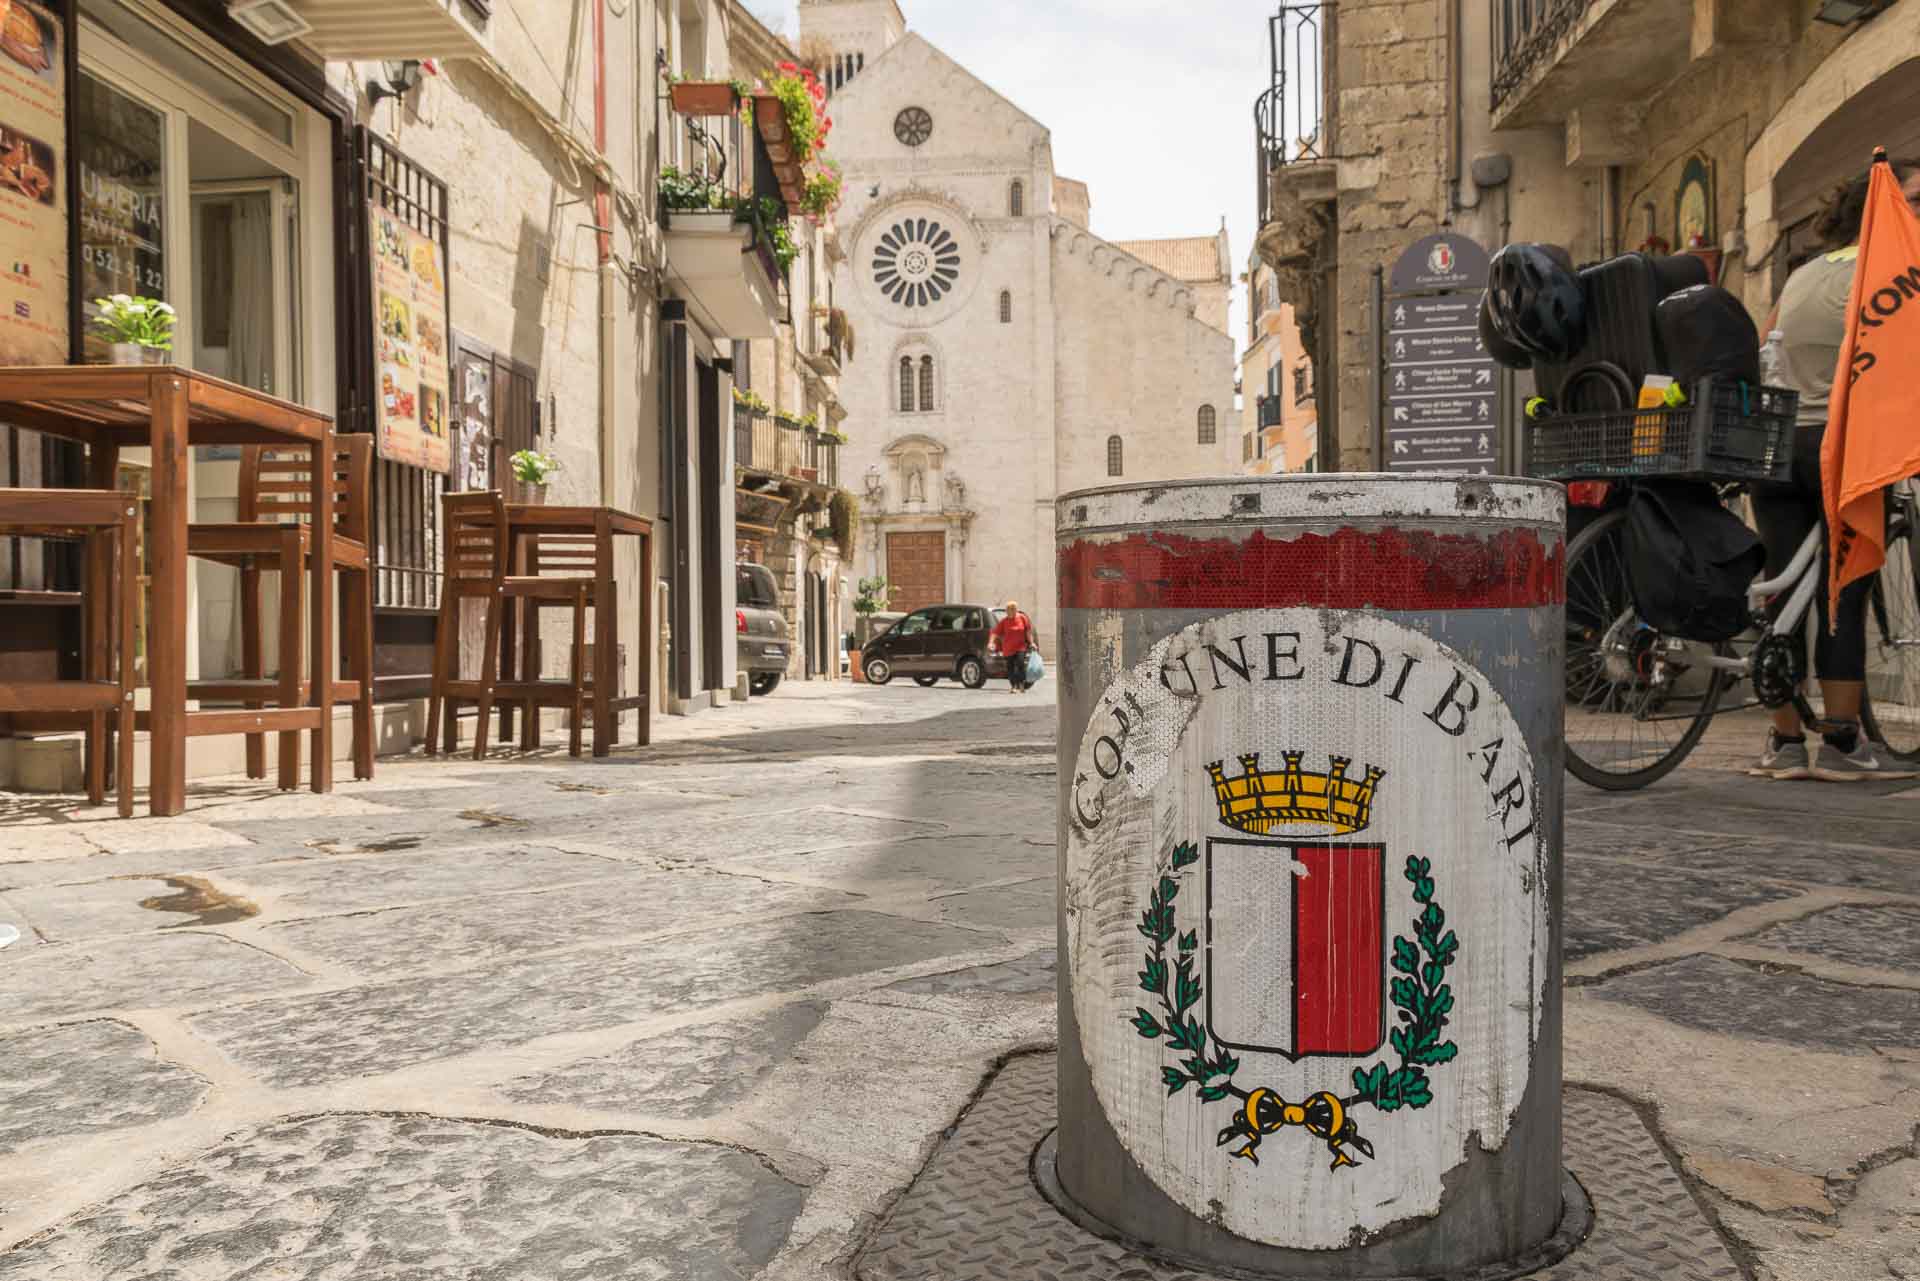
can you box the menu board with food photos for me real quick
[370,206,450,474]
[0,0,67,365]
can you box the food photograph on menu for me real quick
[0,0,66,366]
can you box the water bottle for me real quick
[1759,329,1787,388]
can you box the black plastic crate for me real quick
[1523,379,1799,483]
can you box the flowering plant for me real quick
[509,449,561,487]
[768,62,831,159]
[801,162,842,219]
[92,294,174,349]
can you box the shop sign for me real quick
[0,0,67,365]
[370,206,450,474]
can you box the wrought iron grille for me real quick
[1255,3,1325,228]
[356,129,452,610]
[1491,0,1595,110]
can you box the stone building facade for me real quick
[1240,256,1317,474]
[1255,0,1917,474]
[801,0,1238,653]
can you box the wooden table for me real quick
[0,366,334,815]
[502,504,652,755]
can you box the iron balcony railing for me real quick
[1491,0,1595,111]
[1255,3,1325,229]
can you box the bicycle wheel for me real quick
[1563,508,1729,790]
[1861,503,1920,758]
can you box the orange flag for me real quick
[1823,151,1920,626]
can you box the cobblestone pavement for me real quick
[0,686,1916,1280]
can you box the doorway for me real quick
[887,530,946,614]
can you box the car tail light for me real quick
[1568,481,1611,509]
[736,610,747,634]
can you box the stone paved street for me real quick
[1,683,1918,1280]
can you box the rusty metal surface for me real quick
[853,1052,1741,1281]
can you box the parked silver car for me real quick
[736,563,789,696]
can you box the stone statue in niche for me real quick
[943,473,966,510]
[905,465,926,506]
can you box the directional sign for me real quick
[1382,235,1498,473]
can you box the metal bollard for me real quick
[1045,475,1577,1278]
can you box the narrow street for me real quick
[0,686,1915,1280]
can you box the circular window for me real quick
[872,217,961,308]
[894,106,933,147]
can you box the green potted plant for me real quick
[851,572,887,681]
[773,409,804,432]
[92,294,174,365]
[731,387,771,418]
[509,448,561,503]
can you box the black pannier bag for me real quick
[1654,284,1761,388]
[1625,481,1766,642]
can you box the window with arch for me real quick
[1197,404,1217,444]
[898,357,915,413]
[1009,180,1024,217]
[919,355,935,411]
[999,290,1012,323]
[1106,435,1123,477]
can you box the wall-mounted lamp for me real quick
[366,60,426,107]
[1814,0,1889,24]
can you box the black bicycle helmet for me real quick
[1484,242,1588,362]
[1478,292,1532,370]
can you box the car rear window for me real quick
[737,564,779,608]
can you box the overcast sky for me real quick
[757,0,1270,355]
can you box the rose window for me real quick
[872,218,961,308]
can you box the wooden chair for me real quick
[0,489,138,816]
[426,492,595,759]
[186,434,374,787]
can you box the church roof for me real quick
[1111,236,1227,285]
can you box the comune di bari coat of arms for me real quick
[1129,753,1460,1173]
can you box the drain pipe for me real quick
[593,0,616,506]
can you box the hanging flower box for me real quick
[670,80,739,117]
[751,92,807,208]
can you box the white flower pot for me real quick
[110,343,141,365]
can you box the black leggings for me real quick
[1749,424,1870,682]
[1005,649,1029,689]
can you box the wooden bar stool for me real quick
[427,492,595,760]
[0,489,138,816]
[185,435,375,786]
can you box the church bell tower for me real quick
[796,0,906,93]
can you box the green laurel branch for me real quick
[1351,855,1459,1113]
[1133,841,1240,1101]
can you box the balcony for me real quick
[281,0,488,59]
[661,93,792,339]
[801,306,853,378]
[1254,4,1335,270]
[1491,0,1706,137]
[1257,395,1283,429]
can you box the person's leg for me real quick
[1748,473,1817,773]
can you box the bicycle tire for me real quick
[1562,508,1728,791]
[1861,509,1920,759]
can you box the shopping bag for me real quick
[1026,651,1046,684]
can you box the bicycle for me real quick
[1526,378,1920,790]
[1562,476,1920,789]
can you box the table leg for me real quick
[309,430,333,793]
[83,526,106,807]
[593,515,613,757]
[146,377,189,815]
[637,531,652,748]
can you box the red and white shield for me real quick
[1205,839,1385,1060]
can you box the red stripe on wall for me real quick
[1293,845,1386,1059]
[1058,526,1564,611]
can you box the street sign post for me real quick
[1380,233,1499,474]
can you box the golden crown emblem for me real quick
[1207,752,1385,837]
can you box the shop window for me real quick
[1198,404,1217,444]
[1106,434,1123,477]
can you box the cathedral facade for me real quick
[800,0,1237,652]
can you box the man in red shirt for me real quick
[990,599,1035,693]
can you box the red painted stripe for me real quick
[1058,526,1564,611]
[1293,845,1385,1059]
